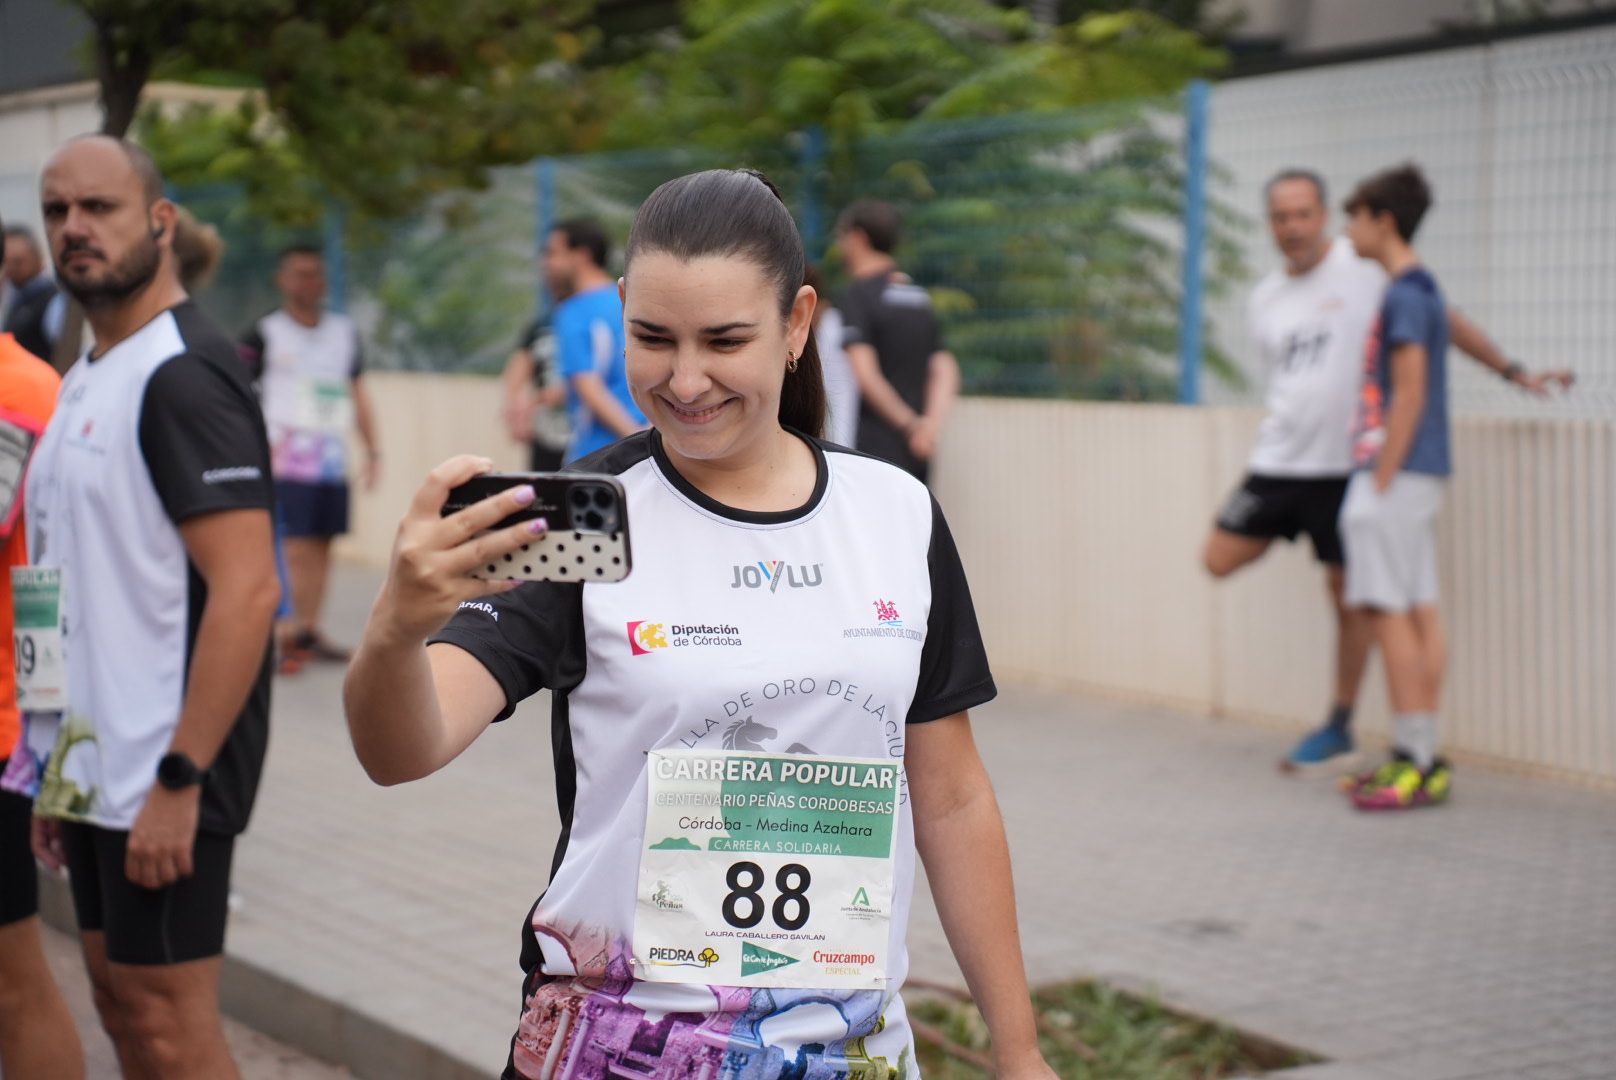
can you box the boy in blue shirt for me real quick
[1338,164,1455,810]
[544,219,646,461]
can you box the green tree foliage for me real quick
[74,0,598,220]
[605,0,1222,155]
[595,0,1241,398]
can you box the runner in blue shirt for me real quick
[545,219,645,461]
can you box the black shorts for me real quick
[276,479,350,538]
[0,773,38,927]
[1215,474,1350,565]
[60,821,235,965]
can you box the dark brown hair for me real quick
[625,169,826,438]
[553,218,610,269]
[837,199,901,254]
[1344,164,1432,242]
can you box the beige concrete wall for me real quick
[343,374,1616,786]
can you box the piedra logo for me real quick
[730,561,824,593]
[648,945,719,970]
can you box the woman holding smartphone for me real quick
[344,169,1055,1080]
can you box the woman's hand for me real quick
[372,455,548,645]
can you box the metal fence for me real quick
[1204,22,1616,418]
[538,100,1222,400]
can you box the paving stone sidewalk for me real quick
[37,922,350,1077]
[215,565,1615,1079]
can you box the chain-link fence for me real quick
[1205,22,1616,418]
[539,100,1228,400]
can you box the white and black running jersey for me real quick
[26,302,274,835]
[431,430,995,1080]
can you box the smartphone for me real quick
[440,472,632,583]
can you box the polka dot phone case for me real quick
[440,472,633,584]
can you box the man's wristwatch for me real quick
[156,752,206,791]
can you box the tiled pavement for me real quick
[64,564,1616,1078]
[37,922,349,1077]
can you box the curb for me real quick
[39,872,491,1080]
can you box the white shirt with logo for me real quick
[432,430,993,1080]
[1246,238,1388,477]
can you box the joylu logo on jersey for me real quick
[730,561,824,592]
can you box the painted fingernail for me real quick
[513,485,536,505]
[527,517,548,535]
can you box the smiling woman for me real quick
[621,169,826,513]
[345,168,1056,1080]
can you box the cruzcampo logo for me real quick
[741,941,799,978]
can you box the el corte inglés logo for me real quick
[741,941,799,978]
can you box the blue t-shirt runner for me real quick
[1352,267,1451,476]
[556,283,644,462]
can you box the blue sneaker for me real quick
[1282,724,1354,770]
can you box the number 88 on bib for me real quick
[634,750,900,990]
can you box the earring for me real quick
[786,350,799,373]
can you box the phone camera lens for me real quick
[584,510,604,530]
[569,488,590,509]
[593,489,614,510]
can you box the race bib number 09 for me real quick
[12,567,66,712]
[634,750,899,990]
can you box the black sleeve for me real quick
[237,322,266,383]
[350,327,365,379]
[838,281,875,348]
[428,583,587,721]
[909,496,996,724]
[138,353,274,523]
[517,317,544,353]
[929,307,947,355]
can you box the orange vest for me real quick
[0,333,62,758]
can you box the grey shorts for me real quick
[1339,471,1445,612]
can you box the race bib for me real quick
[12,566,66,712]
[293,379,353,434]
[634,750,899,991]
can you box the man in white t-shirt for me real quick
[1203,169,1571,770]
[240,246,380,671]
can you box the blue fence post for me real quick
[535,157,557,311]
[1178,79,1210,405]
[323,202,348,314]
[798,126,827,259]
